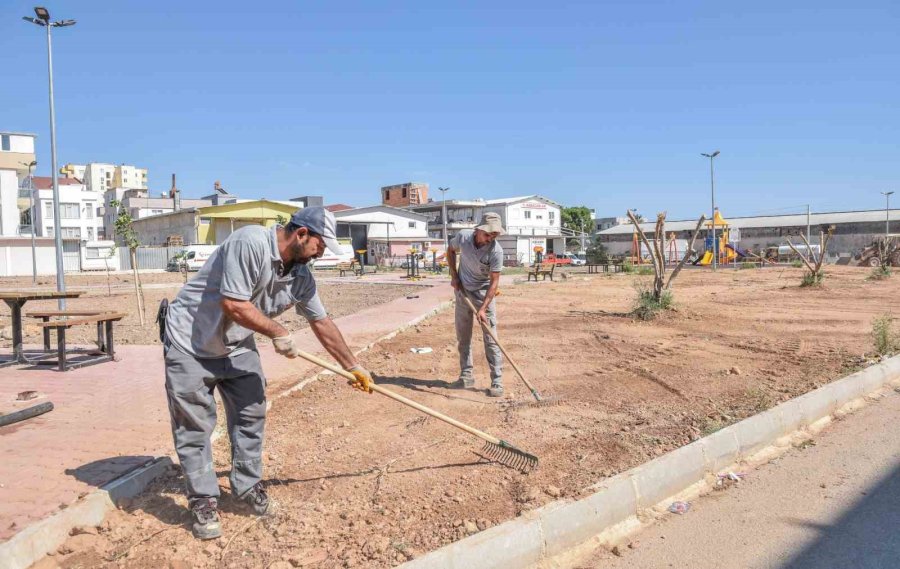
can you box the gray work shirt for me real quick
[449,229,504,291]
[165,225,328,359]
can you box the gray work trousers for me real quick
[164,342,266,499]
[455,288,503,384]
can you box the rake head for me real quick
[505,394,564,410]
[481,440,539,473]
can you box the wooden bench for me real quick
[527,262,556,281]
[337,261,357,277]
[587,262,624,274]
[29,311,126,371]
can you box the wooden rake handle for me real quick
[458,290,540,395]
[295,348,502,446]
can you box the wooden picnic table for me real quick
[0,290,85,367]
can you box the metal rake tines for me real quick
[506,396,564,410]
[482,441,539,473]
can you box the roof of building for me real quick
[411,194,562,210]
[598,209,900,235]
[0,131,37,137]
[31,176,83,189]
[333,204,429,220]
[325,204,354,212]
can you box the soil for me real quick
[33,266,900,569]
[0,272,422,347]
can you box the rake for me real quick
[295,348,538,473]
[459,290,563,408]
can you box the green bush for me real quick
[870,266,892,280]
[739,262,756,270]
[632,282,673,320]
[636,265,654,276]
[621,260,635,274]
[800,271,825,287]
[790,260,804,268]
[872,314,898,357]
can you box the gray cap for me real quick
[289,207,343,255]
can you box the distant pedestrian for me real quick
[447,212,505,397]
[159,207,375,540]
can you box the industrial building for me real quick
[597,208,900,259]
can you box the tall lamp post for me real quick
[701,151,720,270]
[882,191,895,237]
[24,6,76,308]
[21,161,38,284]
[438,186,450,250]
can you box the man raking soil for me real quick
[447,212,505,397]
[159,207,375,541]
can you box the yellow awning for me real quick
[704,210,729,228]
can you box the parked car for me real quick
[167,245,218,272]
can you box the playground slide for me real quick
[725,244,751,258]
[696,251,714,266]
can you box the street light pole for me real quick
[24,7,76,308]
[438,186,450,250]
[22,161,38,284]
[806,204,811,244]
[882,191,895,236]
[701,151,720,270]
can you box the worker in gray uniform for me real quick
[447,212,505,397]
[161,207,374,540]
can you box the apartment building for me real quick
[30,176,104,240]
[0,131,37,237]
[381,182,428,207]
[61,162,148,193]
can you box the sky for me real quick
[3,1,898,219]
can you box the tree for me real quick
[786,227,833,287]
[111,199,147,325]
[627,210,706,319]
[586,236,609,264]
[561,206,594,249]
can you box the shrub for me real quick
[870,266,892,280]
[739,262,756,270]
[800,271,825,287]
[872,314,898,357]
[790,260,803,268]
[621,260,635,274]
[636,265,654,276]
[633,281,673,320]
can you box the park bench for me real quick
[337,261,356,277]
[527,262,556,281]
[28,310,126,371]
[587,261,624,274]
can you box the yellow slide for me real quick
[697,251,714,266]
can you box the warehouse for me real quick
[597,208,900,259]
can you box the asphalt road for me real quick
[583,388,900,569]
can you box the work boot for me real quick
[239,483,270,515]
[189,497,222,540]
[488,381,504,398]
[453,375,475,389]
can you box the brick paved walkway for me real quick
[0,281,452,544]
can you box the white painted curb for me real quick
[0,458,172,569]
[400,354,900,569]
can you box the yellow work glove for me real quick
[272,336,299,358]
[347,365,375,394]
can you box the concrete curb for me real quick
[399,354,900,569]
[0,458,172,569]
[0,298,454,569]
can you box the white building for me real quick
[410,195,565,264]
[61,162,148,193]
[103,188,214,239]
[0,131,37,237]
[31,176,104,240]
[332,205,431,265]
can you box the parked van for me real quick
[310,238,355,268]
[167,245,218,272]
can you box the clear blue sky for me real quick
[4,1,897,219]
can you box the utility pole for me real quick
[438,187,450,250]
[701,151,720,270]
[882,191,895,236]
[806,204,811,245]
[22,161,39,284]
[24,7,76,308]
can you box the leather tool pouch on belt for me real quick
[155,298,169,343]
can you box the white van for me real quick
[310,238,355,268]
[168,245,218,272]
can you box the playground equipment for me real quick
[404,246,424,280]
[533,245,544,264]
[694,210,753,266]
[630,231,685,265]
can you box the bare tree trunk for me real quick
[666,215,707,289]
[130,249,146,326]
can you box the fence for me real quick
[118,245,184,271]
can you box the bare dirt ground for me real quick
[0,272,421,347]
[35,266,900,569]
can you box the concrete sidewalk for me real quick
[0,280,452,545]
